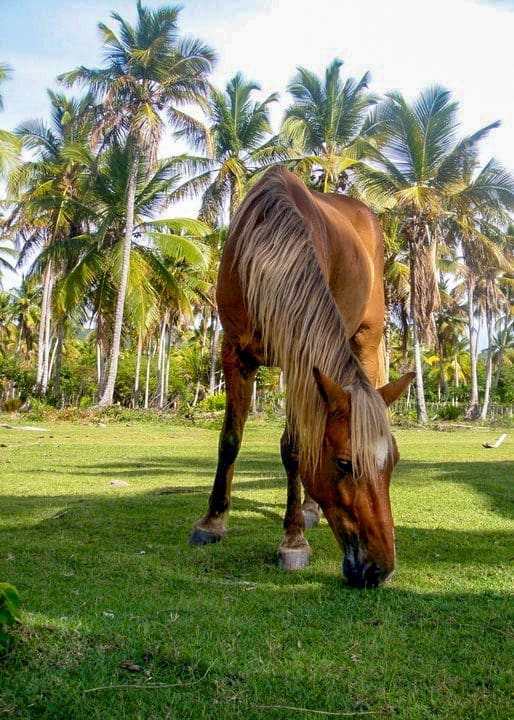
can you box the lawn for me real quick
[0,417,512,719]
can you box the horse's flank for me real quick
[226,166,392,482]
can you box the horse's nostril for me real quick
[343,557,391,589]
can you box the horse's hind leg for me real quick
[189,340,258,546]
[278,428,312,570]
[302,493,321,528]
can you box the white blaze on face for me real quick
[375,437,390,470]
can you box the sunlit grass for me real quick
[0,418,512,719]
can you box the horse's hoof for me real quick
[303,510,320,529]
[189,526,225,546]
[277,548,311,571]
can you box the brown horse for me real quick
[190,166,414,588]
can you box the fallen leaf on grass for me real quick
[120,663,143,673]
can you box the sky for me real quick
[1,0,514,290]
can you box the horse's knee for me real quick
[280,432,298,474]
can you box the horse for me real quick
[189,166,414,589]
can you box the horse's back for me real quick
[313,191,383,263]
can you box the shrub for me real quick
[437,405,463,421]
[195,392,227,413]
[1,398,22,412]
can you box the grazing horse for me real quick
[190,166,414,588]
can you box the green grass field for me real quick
[0,418,512,719]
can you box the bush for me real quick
[437,405,463,421]
[195,392,226,413]
[1,398,22,412]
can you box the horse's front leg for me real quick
[277,428,312,570]
[189,340,258,546]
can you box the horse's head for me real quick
[310,368,414,589]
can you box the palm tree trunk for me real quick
[209,310,220,395]
[193,311,209,406]
[405,222,434,422]
[164,336,171,407]
[35,260,54,396]
[96,312,107,397]
[279,371,285,410]
[251,379,257,414]
[156,313,168,409]
[479,310,494,420]
[133,332,143,408]
[465,275,479,419]
[383,319,391,384]
[412,318,428,422]
[52,323,64,403]
[47,333,58,387]
[99,152,138,407]
[144,340,152,409]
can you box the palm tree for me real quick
[60,1,215,407]
[174,73,279,393]
[380,213,410,379]
[174,73,280,226]
[431,280,468,401]
[0,277,41,403]
[54,141,212,403]
[7,90,94,395]
[445,163,514,417]
[0,63,21,178]
[7,91,92,395]
[0,239,15,287]
[356,86,502,420]
[281,58,376,192]
[491,312,514,391]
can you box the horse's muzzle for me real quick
[342,536,395,588]
[343,557,394,588]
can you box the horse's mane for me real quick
[230,167,391,481]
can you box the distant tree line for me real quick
[0,2,513,421]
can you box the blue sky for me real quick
[2,0,513,163]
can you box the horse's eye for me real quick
[335,458,353,475]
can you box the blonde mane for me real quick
[230,167,392,482]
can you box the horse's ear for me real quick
[378,372,415,407]
[313,367,350,415]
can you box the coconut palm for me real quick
[0,239,15,287]
[174,73,280,226]
[52,141,212,402]
[430,280,468,400]
[445,163,514,417]
[0,63,21,179]
[281,58,377,192]
[173,74,280,392]
[7,90,94,395]
[491,312,514,390]
[60,1,215,406]
[356,86,503,420]
[380,213,410,379]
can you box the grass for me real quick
[0,417,512,719]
